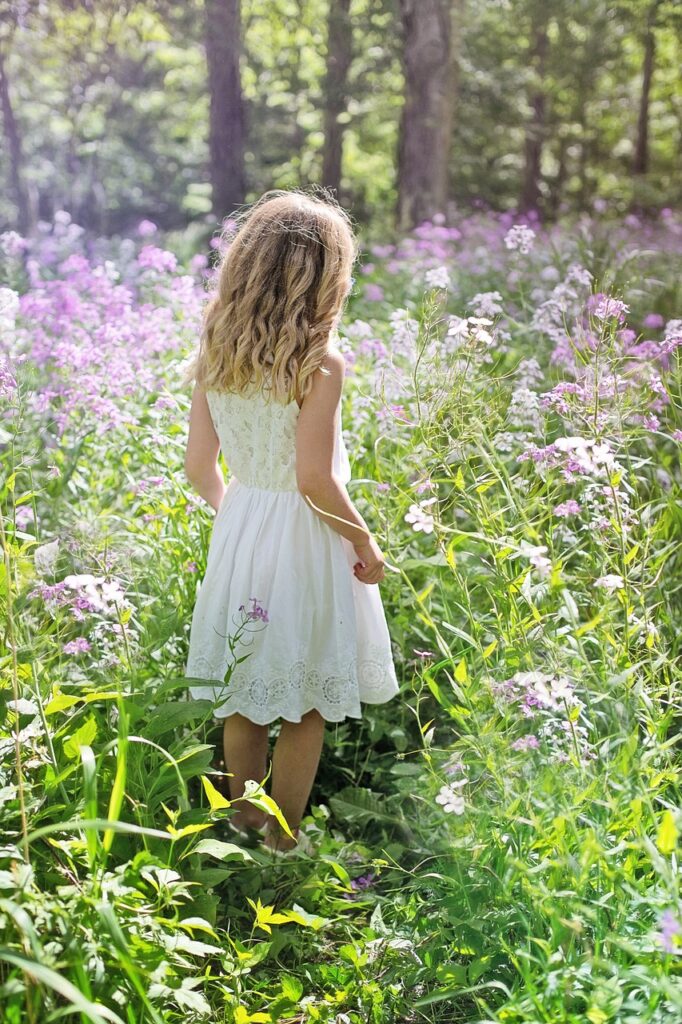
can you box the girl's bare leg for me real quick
[222,713,270,830]
[264,708,326,850]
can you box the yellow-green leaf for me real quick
[44,692,81,715]
[657,809,678,855]
[454,467,465,491]
[623,544,639,566]
[201,775,231,811]
[63,717,98,760]
[454,658,468,684]
[482,639,497,658]
[166,822,213,840]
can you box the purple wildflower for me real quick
[511,735,540,751]
[658,909,682,954]
[553,500,581,518]
[137,245,178,274]
[239,597,269,623]
[63,637,92,655]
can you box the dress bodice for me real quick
[206,383,351,492]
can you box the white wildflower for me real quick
[424,265,451,290]
[504,224,536,254]
[404,496,437,533]
[435,781,467,815]
[594,574,625,591]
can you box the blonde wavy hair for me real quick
[181,188,358,404]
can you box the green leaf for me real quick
[191,838,254,862]
[103,703,128,854]
[281,975,304,1002]
[63,717,98,759]
[0,949,125,1024]
[44,691,81,715]
[454,658,468,684]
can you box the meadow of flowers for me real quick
[1,204,681,1023]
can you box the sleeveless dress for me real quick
[184,379,400,724]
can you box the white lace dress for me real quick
[184,381,400,724]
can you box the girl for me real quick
[181,189,399,854]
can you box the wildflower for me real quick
[137,219,157,237]
[0,231,27,258]
[350,872,376,891]
[34,538,60,576]
[515,357,544,389]
[518,541,551,577]
[469,291,503,318]
[424,265,451,290]
[672,430,682,442]
[657,909,682,954]
[446,315,469,342]
[63,637,92,655]
[413,649,434,659]
[661,320,682,355]
[553,500,581,518]
[364,283,384,302]
[504,224,536,254]
[0,357,17,400]
[591,295,629,323]
[239,597,269,623]
[404,497,437,533]
[442,752,468,776]
[435,781,466,815]
[594,574,625,591]
[643,313,665,329]
[508,386,543,432]
[511,735,540,751]
[137,245,178,274]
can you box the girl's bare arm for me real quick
[184,386,227,512]
[295,349,371,545]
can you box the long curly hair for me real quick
[181,188,358,404]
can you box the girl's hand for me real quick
[352,536,385,584]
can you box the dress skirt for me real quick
[184,476,400,724]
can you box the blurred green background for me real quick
[0,0,680,240]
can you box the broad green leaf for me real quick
[63,717,98,760]
[190,838,254,862]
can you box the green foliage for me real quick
[1,0,681,235]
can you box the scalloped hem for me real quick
[188,691,399,726]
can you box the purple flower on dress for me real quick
[239,597,269,623]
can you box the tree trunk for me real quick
[396,0,455,231]
[519,23,549,213]
[633,3,658,176]
[205,0,246,219]
[0,47,31,235]
[321,0,352,196]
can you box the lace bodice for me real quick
[206,383,351,491]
